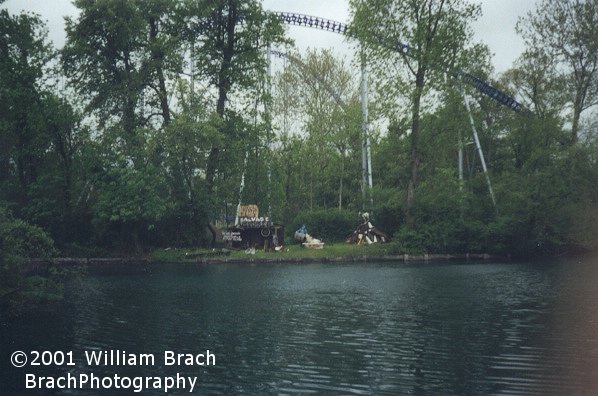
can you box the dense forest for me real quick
[1,0,597,266]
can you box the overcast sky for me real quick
[4,0,539,75]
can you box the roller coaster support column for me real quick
[361,52,373,206]
[461,87,496,207]
[458,128,464,185]
[266,44,272,218]
[235,152,249,227]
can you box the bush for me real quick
[0,213,56,259]
[373,205,403,237]
[288,209,358,243]
[0,207,64,316]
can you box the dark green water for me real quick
[2,258,598,394]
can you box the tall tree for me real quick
[0,6,53,202]
[182,0,287,196]
[41,95,89,229]
[62,0,181,145]
[501,50,569,119]
[0,6,93,245]
[274,49,362,211]
[156,81,223,244]
[350,0,482,226]
[139,0,183,127]
[63,0,144,140]
[517,0,598,143]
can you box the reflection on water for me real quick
[2,258,598,394]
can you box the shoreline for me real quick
[30,253,507,267]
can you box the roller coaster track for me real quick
[265,11,527,115]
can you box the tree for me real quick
[0,7,53,200]
[140,0,183,126]
[350,0,482,226]
[517,0,598,143]
[182,0,287,196]
[0,206,61,316]
[22,94,91,244]
[270,50,363,214]
[155,88,223,245]
[0,6,96,247]
[43,96,87,217]
[91,156,173,251]
[62,0,182,147]
[501,50,569,119]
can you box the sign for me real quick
[222,231,242,242]
[238,205,259,218]
[239,217,271,228]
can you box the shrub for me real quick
[0,212,56,259]
[373,205,403,237]
[0,207,64,316]
[288,209,358,243]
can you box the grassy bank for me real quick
[148,242,504,263]
[150,242,398,263]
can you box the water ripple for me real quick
[2,260,598,394]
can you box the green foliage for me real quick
[289,209,357,243]
[350,0,483,101]
[373,204,403,238]
[271,49,363,217]
[0,210,56,259]
[487,144,598,256]
[94,165,170,224]
[390,169,471,254]
[1,2,596,259]
[0,206,64,316]
[62,0,180,132]
[517,0,598,142]
[0,8,54,196]
[350,0,485,225]
[91,162,173,250]
[185,0,288,95]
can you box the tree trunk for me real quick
[205,3,237,196]
[338,154,345,210]
[406,67,425,227]
[149,17,171,126]
[122,52,137,139]
[571,88,583,144]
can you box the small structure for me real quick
[223,205,284,251]
[294,225,325,249]
[346,212,389,244]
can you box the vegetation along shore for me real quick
[2,0,597,315]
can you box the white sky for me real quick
[4,0,539,75]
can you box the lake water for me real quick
[2,257,598,394]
